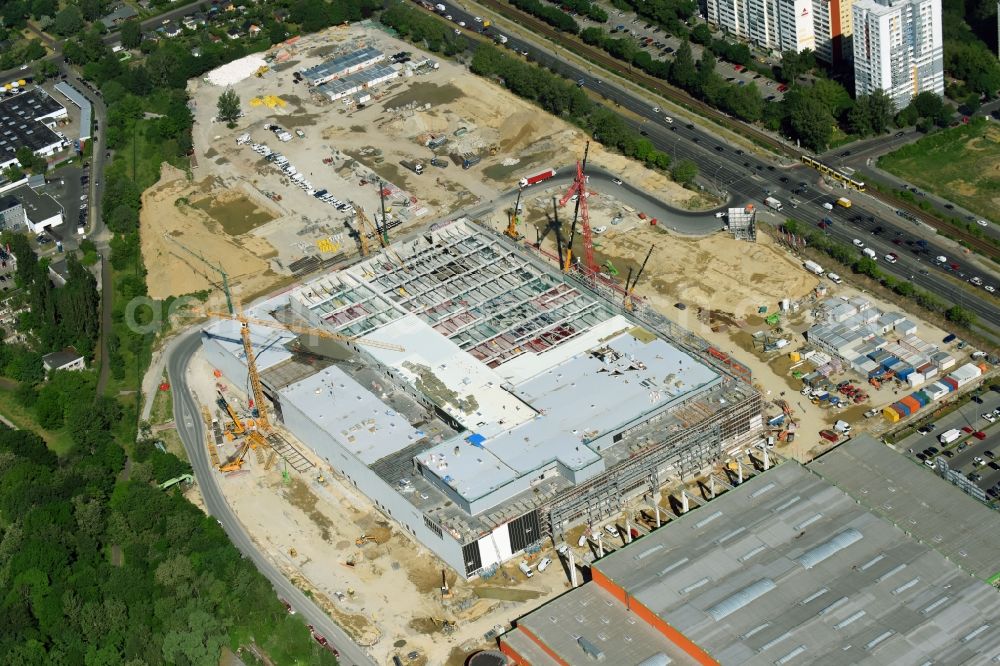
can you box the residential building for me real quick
[100,3,138,28]
[43,349,85,372]
[812,0,858,62]
[852,0,944,109]
[707,0,816,54]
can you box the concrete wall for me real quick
[276,383,468,574]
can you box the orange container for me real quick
[900,396,921,413]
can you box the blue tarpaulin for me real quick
[466,433,486,447]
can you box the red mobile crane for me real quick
[557,142,597,274]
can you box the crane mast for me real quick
[557,143,596,273]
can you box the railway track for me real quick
[463,0,1000,262]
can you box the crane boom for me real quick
[204,311,406,351]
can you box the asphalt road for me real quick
[168,330,374,666]
[434,2,1000,333]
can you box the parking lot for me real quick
[583,1,785,100]
[898,387,1000,501]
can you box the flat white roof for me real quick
[363,314,537,434]
[417,327,721,505]
[279,364,422,465]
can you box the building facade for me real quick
[707,0,817,54]
[811,0,857,62]
[852,0,943,109]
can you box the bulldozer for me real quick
[488,143,500,156]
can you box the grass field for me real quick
[879,119,1000,226]
[0,387,75,455]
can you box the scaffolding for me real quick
[727,206,757,242]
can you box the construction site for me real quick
[156,19,997,666]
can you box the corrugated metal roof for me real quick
[796,528,863,569]
[707,579,777,621]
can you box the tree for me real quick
[52,6,83,36]
[669,41,698,91]
[216,88,241,126]
[690,23,712,45]
[779,50,802,83]
[785,90,835,151]
[671,160,698,185]
[809,78,853,120]
[120,20,141,49]
[866,89,895,134]
[945,305,976,327]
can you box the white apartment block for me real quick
[707,0,815,54]
[852,0,943,109]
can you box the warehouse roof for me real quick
[593,462,1000,665]
[53,82,92,141]
[810,433,1000,582]
[0,89,64,160]
[300,46,383,83]
[513,583,697,666]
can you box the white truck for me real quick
[938,428,962,445]
[862,247,877,260]
[803,260,824,275]
[764,196,783,211]
[435,3,446,11]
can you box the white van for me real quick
[536,557,552,572]
[823,202,834,211]
[518,561,534,578]
[827,272,842,284]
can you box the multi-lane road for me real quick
[168,330,374,666]
[432,1,1000,336]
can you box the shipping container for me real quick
[912,391,930,407]
[896,365,915,379]
[893,401,911,417]
[883,407,900,422]
[882,357,900,370]
[906,372,924,388]
[900,396,921,413]
[942,377,959,392]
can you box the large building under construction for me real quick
[203,220,764,578]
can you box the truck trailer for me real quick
[939,428,962,445]
[803,260,824,275]
[460,153,481,169]
[400,160,424,175]
[519,167,556,188]
[764,196,783,211]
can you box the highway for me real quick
[168,330,374,666]
[432,1,1000,334]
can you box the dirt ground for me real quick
[186,352,571,665]
[143,24,709,302]
[139,164,282,300]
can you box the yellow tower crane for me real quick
[203,309,405,472]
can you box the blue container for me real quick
[912,391,929,407]
[896,365,915,380]
[893,401,911,416]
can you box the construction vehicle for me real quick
[255,65,269,77]
[217,391,245,434]
[488,143,499,156]
[519,167,556,188]
[200,308,404,472]
[355,534,377,546]
[504,188,523,241]
[558,143,597,273]
[623,245,654,310]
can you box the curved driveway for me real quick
[168,329,374,666]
